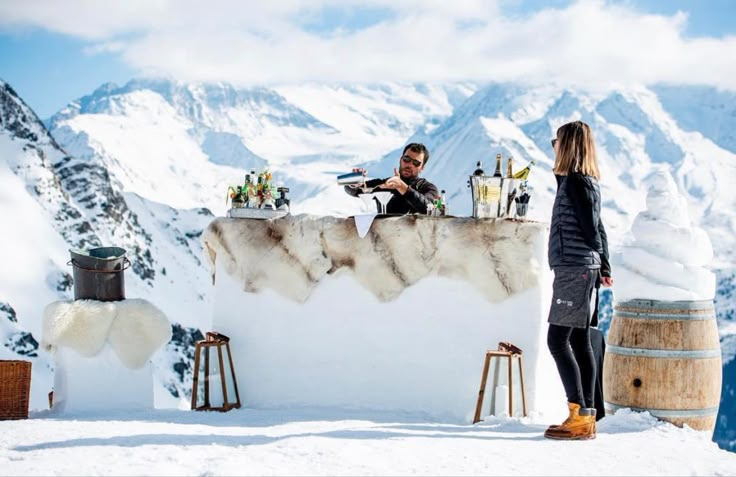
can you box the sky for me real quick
[0,0,735,118]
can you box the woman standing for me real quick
[544,121,613,440]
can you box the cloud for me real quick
[1,0,735,90]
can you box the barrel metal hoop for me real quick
[67,257,131,273]
[604,401,719,418]
[607,344,721,359]
[614,310,715,321]
[615,299,714,311]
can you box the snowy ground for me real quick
[2,407,735,476]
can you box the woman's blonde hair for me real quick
[553,121,600,179]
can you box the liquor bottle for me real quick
[434,196,442,216]
[512,159,536,180]
[506,156,514,178]
[493,153,503,177]
[440,190,448,216]
[473,161,484,176]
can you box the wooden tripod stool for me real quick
[473,342,527,423]
[191,331,242,412]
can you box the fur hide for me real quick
[202,215,547,304]
[42,299,172,369]
[42,300,116,357]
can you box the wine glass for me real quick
[373,191,393,215]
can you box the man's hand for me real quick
[601,276,613,287]
[347,168,368,189]
[379,168,408,194]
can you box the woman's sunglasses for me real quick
[551,138,557,148]
[401,155,423,167]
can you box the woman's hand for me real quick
[601,276,614,287]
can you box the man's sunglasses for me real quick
[551,138,557,148]
[402,155,423,167]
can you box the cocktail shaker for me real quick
[337,171,365,186]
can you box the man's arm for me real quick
[404,180,439,214]
[344,178,384,197]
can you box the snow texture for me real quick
[612,167,716,302]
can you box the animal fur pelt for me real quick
[42,299,172,369]
[202,215,547,304]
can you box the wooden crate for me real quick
[0,360,32,420]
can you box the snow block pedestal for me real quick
[41,298,172,413]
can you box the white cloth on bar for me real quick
[42,298,172,369]
[353,213,377,238]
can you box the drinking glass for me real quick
[373,191,393,215]
[358,193,378,214]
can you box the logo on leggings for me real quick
[556,298,573,306]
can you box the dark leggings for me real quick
[547,324,596,409]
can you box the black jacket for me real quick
[548,173,611,277]
[345,176,439,215]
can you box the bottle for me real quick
[426,202,435,216]
[506,156,514,178]
[513,159,536,180]
[440,190,448,216]
[493,153,503,177]
[473,161,484,176]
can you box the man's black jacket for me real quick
[345,176,439,215]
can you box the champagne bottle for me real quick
[440,190,448,216]
[506,156,514,178]
[473,161,484,176]
[493,153,503,177]
[513,159,536,180]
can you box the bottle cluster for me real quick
[468,153,535,219]
[228,168,290,210]
[427,190,449,216]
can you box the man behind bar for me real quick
[344,143,439,215]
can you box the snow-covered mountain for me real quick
[0,80,212,408]
[2,77,735,451]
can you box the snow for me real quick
[52,346,154,413]
[1,407,734,476]
[0,139,71,338]
[213,271,560,421]
[612,167,716,302]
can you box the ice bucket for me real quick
[68,247,130,301]
[470,175,513,219]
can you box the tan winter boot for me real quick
[545,402,580,433]
[544,403,596,440]
[547,404,597,430]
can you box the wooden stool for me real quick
[473,342,527,423]
[191,332,242,412]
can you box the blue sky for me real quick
[1,0,735,118]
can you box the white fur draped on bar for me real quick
[202,215,546,304]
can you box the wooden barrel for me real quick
[603,299,722,432]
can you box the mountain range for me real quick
[0,77,734,451]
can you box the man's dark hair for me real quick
[403,143,430,166]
